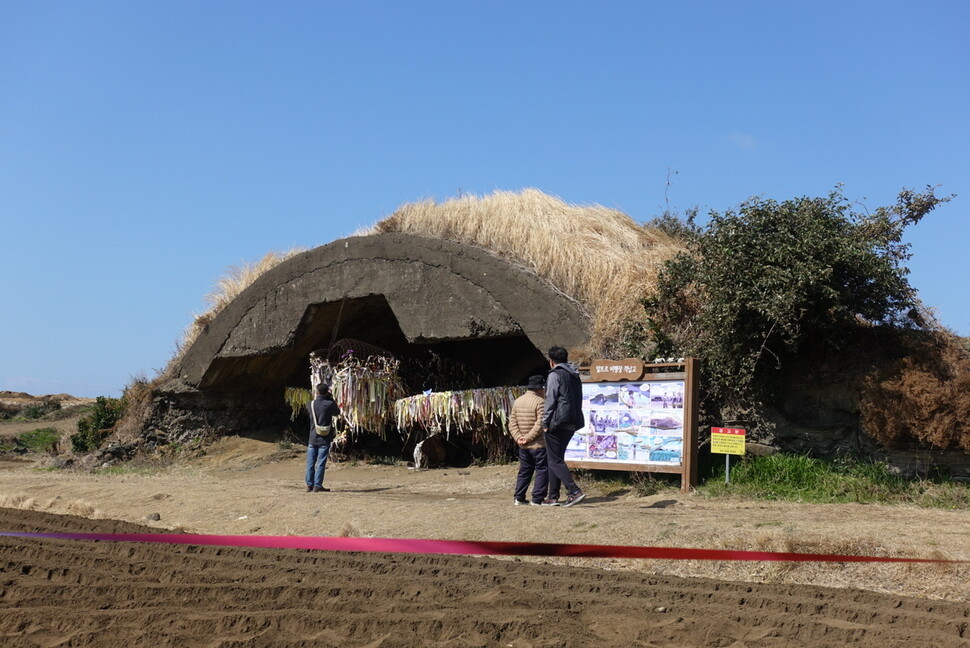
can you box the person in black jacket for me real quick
[305,383,341,492]
[541,346,587,507]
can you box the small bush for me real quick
[0,403,21,420]
[18,428,61,453]
[20,399,61,420]
[71,396,126,453]
[631,472,667,497]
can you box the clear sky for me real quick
[2,1,968,398]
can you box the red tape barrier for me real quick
[1,531,965,563]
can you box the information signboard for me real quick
[566,380,687,467]
[565,358,699,492]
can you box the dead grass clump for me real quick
[373,189,687,355]
[0,495,59,512]
[65,500,99,518]
[109,377,155,446]
[338,523,362,537]
[861,330,970,452]
[0,494,33,509]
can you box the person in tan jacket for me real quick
[508,375,549,505]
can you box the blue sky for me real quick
[2,1,967,398]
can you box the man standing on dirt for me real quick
[508,375,549,506]
[306,383,340,492]
[541,346,586,507]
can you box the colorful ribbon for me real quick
[1,532,964,563]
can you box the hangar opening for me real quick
[147,232,591,449]
[197,295,551,393]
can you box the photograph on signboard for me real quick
[567,380,686,467]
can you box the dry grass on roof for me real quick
[372,188,688,355]
[173,248,307,362]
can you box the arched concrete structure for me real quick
[151,233,590,438]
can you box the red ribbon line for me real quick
[1,531,965,563]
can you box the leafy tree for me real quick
[644,186,950,408]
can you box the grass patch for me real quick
[699,453,970,509]
[91,465,156,476]
[18,428,61,453]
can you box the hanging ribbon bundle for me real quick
[288,349,526,454]
[393,386,526,436]
[284,354,406,439]
[284,387,313,419]
[330,355,407,438]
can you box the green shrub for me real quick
[20,399,61,420]
[18,428,61,453]
[645,186,950,409]
[71,396,125,453]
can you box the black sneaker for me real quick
[541,499,561,507]
[562,492,586,507]
[514,499,529,506]
[313,486,331,492]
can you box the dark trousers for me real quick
[514,447,549,503]
[544,427,580,500]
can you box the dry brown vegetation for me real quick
[109,379,156,445]
[175,248,306,360]
[862,330,970,452]
[373,188,686,355]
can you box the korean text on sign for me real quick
[710,427,746,455]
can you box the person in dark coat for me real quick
[542,346,586,507]
[306,383,340,492]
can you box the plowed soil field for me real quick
[2,507,968,648]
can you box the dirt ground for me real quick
[0,428,968,647]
